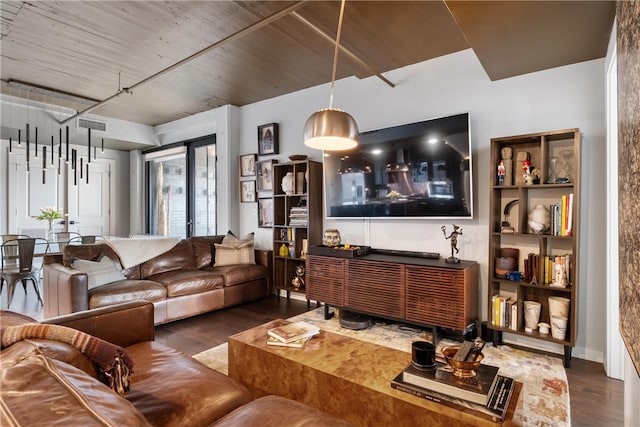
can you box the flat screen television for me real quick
[323,112,472,219]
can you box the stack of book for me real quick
[391,362,515,422]
[289,206,308,226]
[266,321,319,348]
[491,294,518,330]
[549,193,574,237]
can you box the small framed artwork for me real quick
[240,153,257,177]
[257,159,278,192]
[258,123,279,156]
[258,198,274,228]
[240,180,256,203]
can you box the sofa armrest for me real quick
[42,301,155,348]
[42,262,90,318]
[255,249,273,293]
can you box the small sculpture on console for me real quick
[441,224,462,264]
[323,229,342,247]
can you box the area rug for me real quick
[194,307,570,427]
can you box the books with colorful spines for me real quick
[390,372,515,423]
[267,321,319,343]
[402,362,500,405]
[266,335,312,348]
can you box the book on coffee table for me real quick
[402,362,500,405]
[391,371,515,423]
[267,321,319,343]
[266,335,312,348]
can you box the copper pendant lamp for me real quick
[303,0,358,151]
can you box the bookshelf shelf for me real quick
[487,128,580,368]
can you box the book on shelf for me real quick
[267,321,319,344]
[266,335,312,348]
[401,362,500,406]
[391,370,515,423]
[492,293,517,329]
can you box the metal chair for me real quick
[54,231,82,253]
[0,238,45,308]
[69,235,105,245]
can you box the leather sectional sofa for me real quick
[42,235,271,324]
[0,301,352,427]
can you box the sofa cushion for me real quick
[89,279,167,309]
[189,235,224,269]
[212,395,354,427]
[214,232,255,266]
[125,341,252,427]
[147,270,224,297]
[204,264,267,287]
[140,239,196,278]
[72,256,127,289]
[1,353,151,427]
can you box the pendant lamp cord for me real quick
[329,0,347,109]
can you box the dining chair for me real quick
[69,235,105,245]
[0,238,44,308]
[54,231,82,253]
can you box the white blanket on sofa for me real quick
[98,237,180,268]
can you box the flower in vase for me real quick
[33,207,63,221]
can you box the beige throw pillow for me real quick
[72,256,126,290]
[214,232,255,266]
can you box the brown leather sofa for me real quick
[0,301,352,427]
[42,236,271,324]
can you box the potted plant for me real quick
[33,207,63,240]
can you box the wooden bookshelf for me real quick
[487,128,580,367]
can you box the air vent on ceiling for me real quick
[77,118,107,132]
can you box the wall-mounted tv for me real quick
[323,113,472,219]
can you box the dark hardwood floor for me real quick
[2,289,624,426]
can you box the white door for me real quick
[7,150,112,240]
[8,151,62,238]
[66,160,112,237]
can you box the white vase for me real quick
[523,301,542,332]
[548,296,570,319]
[281,172,294,195]
[528,204,550,234]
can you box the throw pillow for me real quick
[214,232,255,266]
[71,256,126,290]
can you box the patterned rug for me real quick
[194,307,570,427]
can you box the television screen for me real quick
[323,113,472,219]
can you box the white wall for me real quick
[237,49,607,362]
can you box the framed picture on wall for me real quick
[258,198,274,228]
[240,153,257,177]
[256,159,278,192]
[258,123,279,156]
[240,180,256,203]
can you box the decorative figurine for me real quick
[501,147,513,185]
[441,224,462,264]
[497,160,506,185]
[292,265,305,290]
[323,229,342,247]
[522,159,540,185]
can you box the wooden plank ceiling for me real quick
[0,1,615,127]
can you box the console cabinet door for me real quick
[405,265,478,330]
[306,255,344,306]
[345,260,405,319]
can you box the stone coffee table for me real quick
[228,319,520,427]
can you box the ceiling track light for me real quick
[303,0,359,151]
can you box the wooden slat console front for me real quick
[228,319,519,427]
[307,254,478,331]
